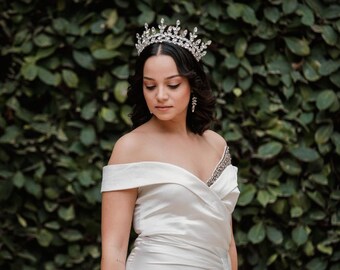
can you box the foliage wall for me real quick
[0,0,339,269]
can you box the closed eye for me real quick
[168,84,180,89]
[145,85,156,90]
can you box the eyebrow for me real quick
[143,75,181,80]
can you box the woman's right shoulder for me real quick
[107,129,149,165]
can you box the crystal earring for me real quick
[191,96,197,113]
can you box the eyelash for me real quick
[144,84,180,90]
[169,84,180,89]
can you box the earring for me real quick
[191,96,197,113]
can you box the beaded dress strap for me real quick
[206,146,231,187]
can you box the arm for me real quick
[101,188,137,270]
[101,135,139,270]
[229,221,238,270]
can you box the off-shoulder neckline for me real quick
[104,145,231,186]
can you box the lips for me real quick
[155,106,173,111]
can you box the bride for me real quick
[101,18,239,270]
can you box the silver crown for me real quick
[135,18,211,62]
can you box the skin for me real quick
[101,53,238,270]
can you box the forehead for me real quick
[143,54,179,78]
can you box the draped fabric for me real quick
[101,148,239,270]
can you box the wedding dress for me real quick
[101,146,239,269]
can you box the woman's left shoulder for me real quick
[202,130,227,150]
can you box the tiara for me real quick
[135,18,211,62]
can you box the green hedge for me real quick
[0,0,339,269]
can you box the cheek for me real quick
[143,89,151,102]
[182,85,191,102]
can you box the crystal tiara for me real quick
[135,18,211,62]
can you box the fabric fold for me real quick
[101,161,239,269]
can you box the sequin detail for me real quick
[206,146,231,187]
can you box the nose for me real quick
[156,86,168,101]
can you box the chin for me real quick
[154,115,175,121]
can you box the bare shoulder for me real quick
[107,129,146,165]
[202,130,227,151]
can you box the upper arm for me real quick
[101,188,137,245]
[101,133,140,256]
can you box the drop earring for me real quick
[191,96,197,113]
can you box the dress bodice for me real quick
[101,146,239,269]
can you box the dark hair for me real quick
[127,42,215,135]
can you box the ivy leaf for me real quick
[227,3,244,19]
[78,170,94,187]
[0,126,21,144]
[114,81,128,103]
[24,178,42,199]
[297,5,315,26]
[21,63,38,80]
[137,10,155,25]
[284,37,310,56]
[247,42,266,55]
[235,37,247,58]
[62,69,79,88]
[80,125,96,146]
[81,100,97,120]
[315,124,333,144]
[257,141,283,159]
[264,7,280,23]
[279,158,302,175]
[316,90,337,110]
[318,60,340,76]
[289,147,320,162]
[238,184,256,206]
[257,190,271,207]
[36,229,54,247]
[73,50,95,70]
[292,225,308,246]
[92,49,120,60]
[283,0,298,14]
[13,171,25,188]
[58,205,75,221]
[60,229,83,242]
[248,222,266,244]
[33,33,54,47]
[303,61,320,81]
[307,191,326,208]
[266,226,283,244]
[306,257,328,270]
[112,65,129,79]
[309,174,328,185]
[330,71,340,87]
[242,6,258,25]
[291,206,303,218]
[37,67,61,86]
[100,107,116,123]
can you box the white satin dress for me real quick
[101,146,239,270]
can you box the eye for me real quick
[168,84,180,89]
[145,85,156,90]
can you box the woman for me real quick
[101,18,239,270]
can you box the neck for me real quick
[149,116,191,137]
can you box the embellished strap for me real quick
[206,146,231,187]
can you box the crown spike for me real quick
[135,18,211,61]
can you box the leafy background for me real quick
[0,0,339,269]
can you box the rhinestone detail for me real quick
[135,18,211,62]
[206,146,231,187]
